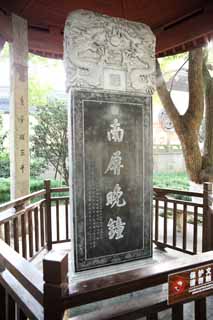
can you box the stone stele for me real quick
[64,9,156,95]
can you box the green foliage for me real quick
[0,113,9,178]
[30,158,47,177]
[29,75,53,107]
[0,152,10,178]
[31,99,68,184]
[153,172,189,190]
[0,178,10,203]
[153,172,191,201]
[0,113,6,152]
[0,178,66,204]
[30,178,63,192]
[0,152,47,180]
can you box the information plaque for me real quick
[69,90,152,271]
[168,263,213,305]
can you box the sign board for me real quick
[69,90,152,272]
[168,263,213,305]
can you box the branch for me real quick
[185,48,204,127]
[156,59,181,130]
[169,58,189,92]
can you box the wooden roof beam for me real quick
[156,2,213,54]
[0,11,12,42]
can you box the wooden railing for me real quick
[0,181,212,259]
[0,180,213,319]
[153,183,213,255]
[0,237,213,320]
[0,189,46,260]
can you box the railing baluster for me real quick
[173,202,177,247]
[21,214,27,259]
[45,180,52,251]
[195,298,206,320]
[193,206,198,254]
[163,200,167,244]
[65,199,69,240]
[5,292,15,320]
[147,313,158,320]
[172,304,183,320]
[16,306,27,320]
[0,283,6,320]
[40,203,45,247]
[34,207,39,252]
[13,217,19,253]
[155,199,159,242]
[56,199,60,242]
[28,210,33,258]
[182,204,187,250]
[4,222,10,245]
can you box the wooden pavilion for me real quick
[0,0,213,199]
[0,1,213,319]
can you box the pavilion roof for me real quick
[0,0,213,59]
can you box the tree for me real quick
[31,99,68,184]
[156,48,213,183]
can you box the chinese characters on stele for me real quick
[105,118,127,241]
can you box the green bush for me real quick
[0,152,10,178]
[153,172,189,190]
[30,158,47,178]
[0,178,67,204]
[0,178,10,203]
[0,172,190,204]
[0,155,48,179]
[153,172,191,201]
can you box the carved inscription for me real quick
[71,91,152,271]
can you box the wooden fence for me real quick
[153,183,213,254]
[0,181,212,257]
[0,237,213,319]
[0,180,213,319]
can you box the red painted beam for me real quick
[156,2,213,54]
[0,2,213,59]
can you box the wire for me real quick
[169,57,189,92]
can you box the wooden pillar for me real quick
[10,14,29,200]
[202,183,213,252]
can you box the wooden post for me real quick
[43,252,68,320]
[202,183,213,252]
[5,293,16,320]
[10,14,29,200]
[0,284,6,320]
[172,304,183,320]
[44,180,52,251]
[195,298,206,320]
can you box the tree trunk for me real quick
[201,64,213,181]
[156,48,207,183]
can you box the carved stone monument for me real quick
[64,10,156,276]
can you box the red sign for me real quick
[168,263,213,305]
